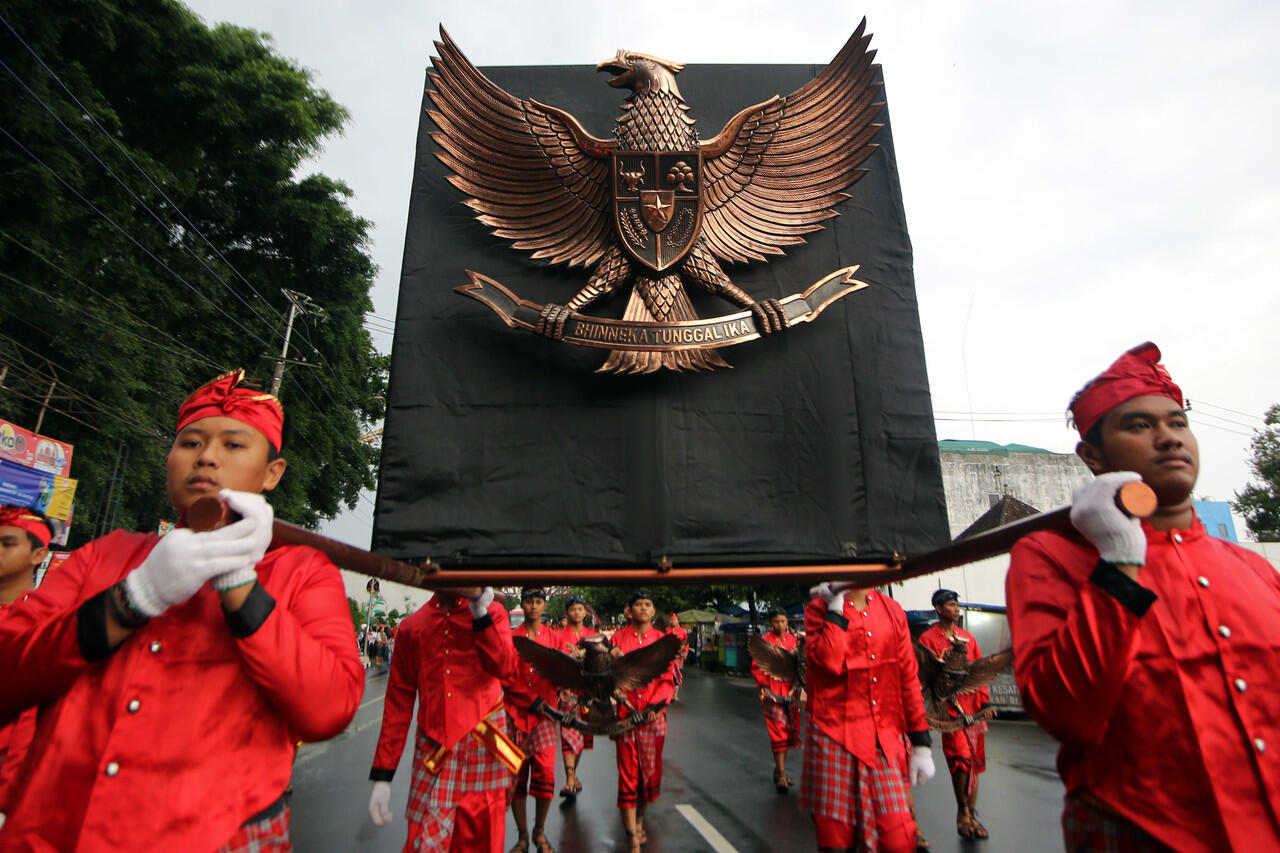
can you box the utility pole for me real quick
[269,289,327,396]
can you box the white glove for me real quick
[1070,471,1146,566]
[209,489,274,590]
[910,746,935,785]
[124,500,273,617]
[810,582,848,612]
[368,780,392,826]
[467,587,495,619]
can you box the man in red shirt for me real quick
[0,369,365,852]
[750,610,802,793]
[610,589,675,852]
[802,584,935,852]
[557,594,596,801]
[667,612,688,700]
[367,587,517,852]
[0,505,51,832]
[503,588,562,853]
[1006,342,1280,852]
[917,589,992,840]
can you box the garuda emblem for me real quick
[430,21,884,372]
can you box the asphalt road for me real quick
[289,666,1066,852]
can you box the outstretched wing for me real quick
[698,19,884,263]
[612,634,683,692]
[914,641,945,693]
[748,635,799,684]
[956,649,1014,695]
[514,636,588,691]
[428,28,615,268]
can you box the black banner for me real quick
[373,61,948,567]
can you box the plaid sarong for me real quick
[800,725,911,851]
[407,709,515,850]
[1062,795,1175,853]
[557,694,593,754]
[762,698,801,753]
[612,713,667,808]
[214,807,291,853]
[508,715,559,800]
[941,725,985,796]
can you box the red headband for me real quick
[1070,342,1184,438]
[0,506,52,547]
[175,369,284,451]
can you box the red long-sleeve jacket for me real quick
[1007,519,1280,853]
[0,600,37,820]
[503,621,561,732]
[370,595,514,779]
[610,625,675,714]
[917,624,989,716]
[805,591,930,765]
[751,629,798,697]
[0,530,363,852]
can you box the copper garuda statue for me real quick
[429,21,885,372]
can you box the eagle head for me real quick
[597,50,686,99]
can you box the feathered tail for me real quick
[597,274,730,373]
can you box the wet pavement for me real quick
[290,666,1066,851]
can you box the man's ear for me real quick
[29,545,48,570]
[1076,440,1107,475]
[261,457,287,491]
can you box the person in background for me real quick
[751,609,803,794]
[558,594,597,803]
[1007,342,1280,852]
[0,369,364,851]
[610,590,676,852]
[917,589,992,841]
[667,612,688,701]
[503,588,562,853]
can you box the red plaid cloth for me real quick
[214,807,292,853]
[1062,796,1176,853]
[762,698,801,753]
[612,713,667,808]
[407,709,515,850]
[557,694,593,755]
[508,716,558,801]
[800,724,911,850]
[941,725,986,796]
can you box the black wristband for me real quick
[907,729,933,748]
[1090,560,1157,617]
[823,609,849,630]
[369,767,395,782]
[108,582,151,630]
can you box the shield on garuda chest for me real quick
[612,151,703,272]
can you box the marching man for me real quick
[503,588,562,853]
[558,593,597,802]
[802,584,934,852]
[0,505,52,830]
[1007,342,1280,852]
[917,589,992,841]
[750,609,803,794]
[666,612,688,701]
[367,586,518,853]
[0,370,364,850]
[611,590,676,852]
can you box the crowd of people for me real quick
[0,342,1277,852]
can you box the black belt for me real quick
[241,793,286,827]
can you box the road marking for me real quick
[358,694,385,712]
[676,804,739,853]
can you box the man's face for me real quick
[0,526,44,581]
[522,596,547,622]
[770,614,789,634]
[669,615,680,629]
[936,600,960,623]
[566,603,587,625]
[629,598,655,625]
[1079,395,1199,506]
[166,416,286,520]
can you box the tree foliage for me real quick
[1234,404,1280,541]
[0,0,385,543]
[574,583,811,626]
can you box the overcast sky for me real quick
[183,0,1280,545]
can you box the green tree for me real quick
[1234,404,1280,541]
[0,0,385,543]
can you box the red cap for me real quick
[1070,342,1183,438]
[0,506,52,547]
[176,369,284,451]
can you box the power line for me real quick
[1187,399,1266,423]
